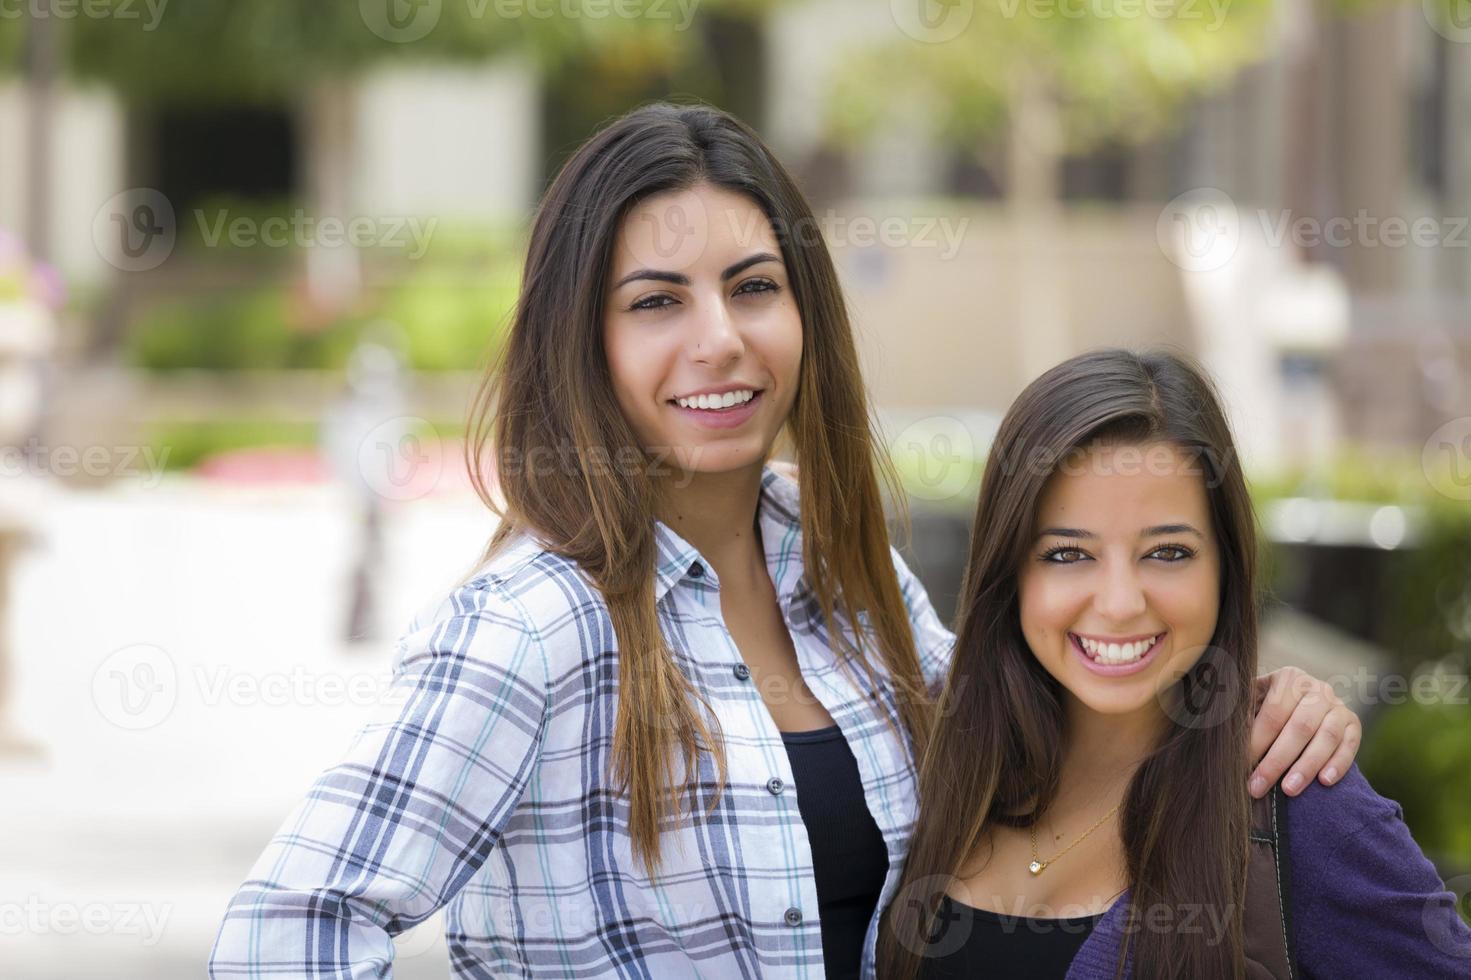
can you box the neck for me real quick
[1056,695,1166,805]
[655,460,768,585]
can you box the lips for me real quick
[668,389,765,430]
[1068,631,1167,677]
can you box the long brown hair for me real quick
[878,348,1260,979]
[463,102,934,874]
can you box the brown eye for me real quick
[734,278,779,297]
[629,293,677,312]
[1150,544,1196,562]
[1040,546,1088,564]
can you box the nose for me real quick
[687,293,744,367]
[1092,560,1148,624]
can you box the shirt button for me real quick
[783,906,803,927]
[766,777,785,795]
[689,561,705,578]
[733,663,751,680]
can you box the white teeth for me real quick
[1077,634,1159,665]
[677,389,755,410]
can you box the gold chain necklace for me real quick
[1028,803,1121,876]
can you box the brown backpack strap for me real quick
[1244,785,1295,978]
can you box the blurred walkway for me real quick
[0,475,498,978]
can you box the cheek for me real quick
[1156,566,1219,632]
[603,326,666,435]
[749,305,803,382]
[1018,572,1083,649]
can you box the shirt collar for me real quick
[651,463,805,605]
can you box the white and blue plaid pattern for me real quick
[208,466,956,979]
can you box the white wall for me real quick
[0,82,126,285]
[350,57,540,224]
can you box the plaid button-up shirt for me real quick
[208,466,956,979]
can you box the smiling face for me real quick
[1017,440,1222,726]
[602,182,802,476]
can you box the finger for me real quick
[1277,709,1348,796]
[1249,693,1330,798]
[1317,716,1362,786]
[1248,667,1313,764]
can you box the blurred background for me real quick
[1,0,1470,975]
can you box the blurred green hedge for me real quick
[124,217,520,372]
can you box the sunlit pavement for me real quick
[1,474,497,978]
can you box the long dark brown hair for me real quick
[463,101,934,874]
[878,347,1260,979]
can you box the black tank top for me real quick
[917,893,1103,978]
[780,723,891,980]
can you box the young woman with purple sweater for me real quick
[880,348,1471,980]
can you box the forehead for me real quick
[609,183,780,276]
[1034,442,1212,530]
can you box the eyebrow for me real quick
[612,251,782,291]
[1035,523,1205,540]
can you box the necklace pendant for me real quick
[1028,860,1044,876]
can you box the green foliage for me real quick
[827,0,1324,154]
[1359,687,1471,878]
[1,0,789,106]
[124,223,520,372]
[1252,453,1471,674]
[146,416,466,470]
[146,418,324,471]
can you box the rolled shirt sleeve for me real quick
[208,579,551,979]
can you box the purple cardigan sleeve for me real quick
[1289,763,1471,978]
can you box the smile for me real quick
[1068,631,1167,676]
[667,388,765,429]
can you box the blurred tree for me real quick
[0,0,785,105]
[824,0,1408,378]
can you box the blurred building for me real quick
[0,0,1465,470]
